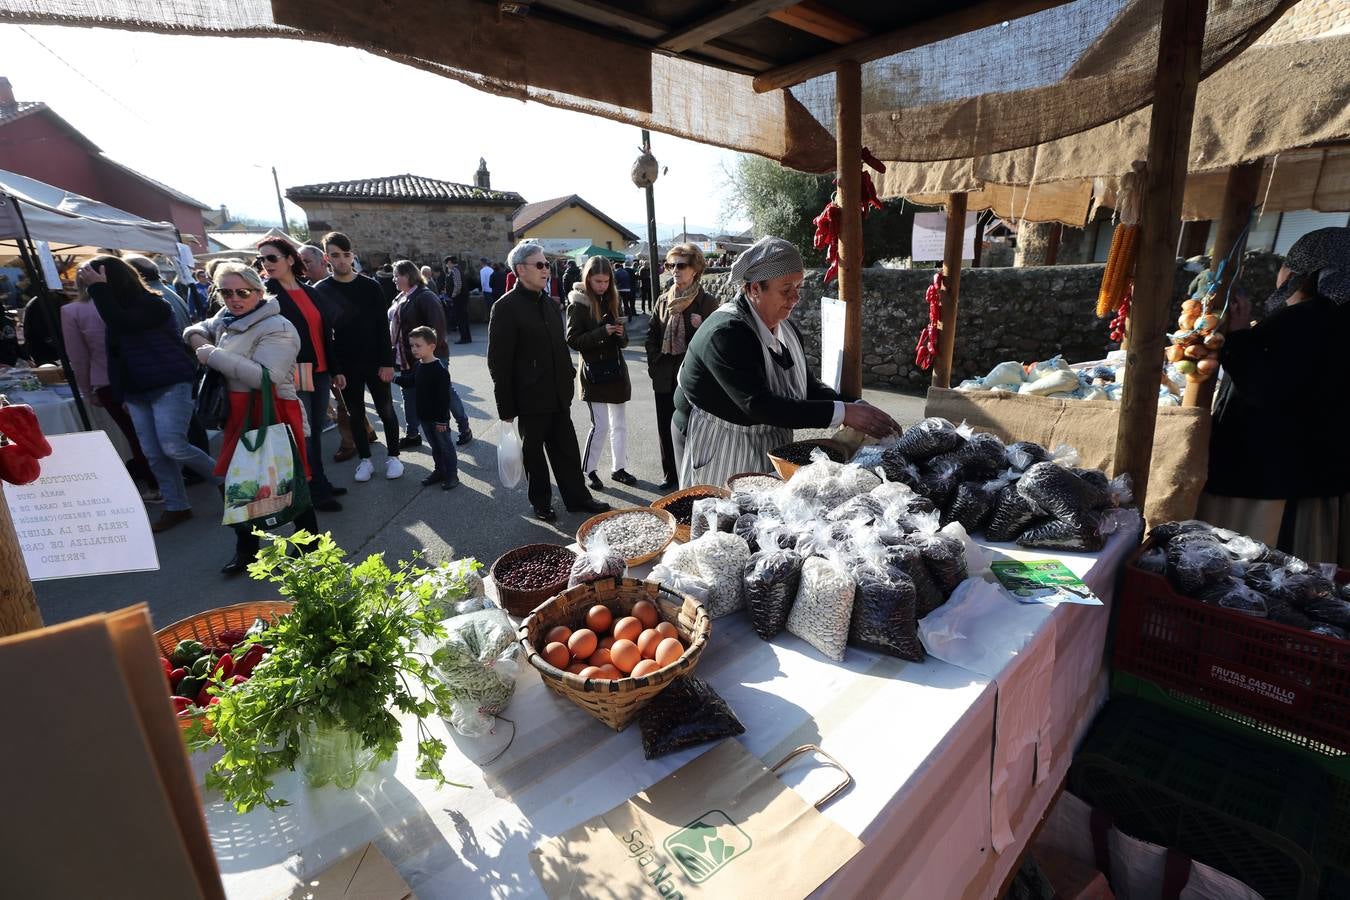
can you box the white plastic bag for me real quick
[497,421,524,488]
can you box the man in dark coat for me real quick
[487,242,608,522]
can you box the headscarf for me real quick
[1265,226,1350,312]
[730,236,804,285]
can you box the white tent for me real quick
[0,168,180,256]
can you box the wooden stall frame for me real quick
[932,191,969,389]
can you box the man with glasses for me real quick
[488,241,609,522]
[315,232,405,484]
[186,269,212,322]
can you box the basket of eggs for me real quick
[518,577,711,731]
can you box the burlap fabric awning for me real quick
[0,0,1292,171]
[881,35,1350,223]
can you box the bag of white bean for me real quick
[690,531,751,617]
[786,555,856,661]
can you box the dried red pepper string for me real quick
[915,271,945,370]
[815,147,888,286]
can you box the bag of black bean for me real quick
[848,538,925,661]
[638,677,745,760]
[743,548,805,640]
[689,497,740,541]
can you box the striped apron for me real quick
[676,310,809,489]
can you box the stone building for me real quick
[286,163,524,267]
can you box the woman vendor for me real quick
[672,236,900,488]
[1199,226,1350,564]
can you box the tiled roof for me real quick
[286,173,523,205]
[0,100,45,125]
[512,194,639,241]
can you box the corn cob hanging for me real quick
[1096,223,1139,317]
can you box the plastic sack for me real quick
[1165,533,1234,595]
[1305,595,1350,629]
[943,478,998,533]
[1016,462,1107,531]
[1135,546,1167,575]
[1019,367,1079,396]
[786,555,856,661]
[916,458,963,509]
[985,479,1043,542]
[983,360,1026,386]
[884,541,946,618]
[929,431,1006,481]
[568,532,626,587]
[411,558,486,619]
[848,538,925,661]
[1266,598,1316,630]
[894,417,965,461]
[1017,516,1104,552]
[637,677,745,760]
[689,497,740,541]
[1004,441,1050,472]
[1195,577,1269,617]
[743,548,805,640]
[428,607,521,737]
[909,514,969,598]
[690,532,751,617]
[497,421,524,488]
[733,513,760,553]
[648,562,711,607]
[877,449,924,490]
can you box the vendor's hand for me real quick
[843,401,901,438]
[378,366,394,383]
[77,262,107,287]
[195,343,216,365]
[1227,293,1252,331]
[333,374,347,390]
[690,313,703,328]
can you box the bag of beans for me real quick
[568,532,626,587]
[847,536,925,661]
[427,607,520,737]
[786,553,856,661]
[743,548,804,640]
[689,497,740,541]
[690,531,751,618]
[638,677,745,760]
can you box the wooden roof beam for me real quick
[659,0,804,54]
[768,2,868,44]
[542,0,776,70]
[753,0,1074,92]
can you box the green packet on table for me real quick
[990,559,1101,606]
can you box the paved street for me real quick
[34,314,926,629]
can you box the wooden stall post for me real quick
[1113,0,1208,507]
[836,60,864,401]
[0,492,42,637]
[932,191,968,389]
[1183,160,1261,408]
[1044,222,1063,266]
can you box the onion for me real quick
[1184,343,1208,360]
[1195,358,1219,377]
[1165,344,1185,363]
[1203,331,1226,349]
[1199,314,1220,332]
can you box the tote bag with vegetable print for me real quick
[222,370,311,528]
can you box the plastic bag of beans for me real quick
[568,533,626,587]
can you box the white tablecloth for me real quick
[9,385,131,461]
[204,522,1141,900]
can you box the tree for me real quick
[726,154,927,266]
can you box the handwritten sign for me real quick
[2,431,159,580]
[911,212,976,262]
[819,296,846,391]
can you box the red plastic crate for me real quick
[1114,542,1350,758]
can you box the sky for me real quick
[3,24,748,237]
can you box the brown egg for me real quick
[637,628,662,659]
[611,639,641,674]
[543,642,571,669]
[654,637,684,668]
[631,600,659,630]
[567,628,598,661]
[566,661,587,674]
[586,605,614,634]
[598,635,617,651]
[612,616,642,643]
[578,666,603,679]
[546,625,572,645]
[589,647,613,668]
[654,621,679,641]
[631,659,660,677]
[597,664,621,679]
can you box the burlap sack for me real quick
[924,387,1210,528]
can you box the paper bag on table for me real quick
[287,842,414,900]
[530,739,862,900]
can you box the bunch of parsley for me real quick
[189,531,467,812]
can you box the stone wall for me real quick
[699,251,1283,391]
[295,199,518,267]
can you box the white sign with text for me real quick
[912,212,977,261]
[819,296,846,392]
[2,431,159,580]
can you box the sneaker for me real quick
[151,508,193,533]
[140,488,164,504]
[611,469,638,486]
[456,429,474,447]
[398,434,422,449]
[587,471,604,491]
[386,457,405,479]
[354,459,374,482]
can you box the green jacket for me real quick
[487,285,576,420]
[565,292,631,404]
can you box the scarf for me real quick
[659,282,701,357]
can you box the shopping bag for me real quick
[498,420,524,488]
[530,739,862,899]
[222,370,311,528]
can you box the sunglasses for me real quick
[216,288,259,300]
[525,261,549,270]
[664,261,691,271]
[256,253,282,264]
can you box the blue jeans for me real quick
[421,422,458,480]
[124,381,219,511]
[299,373,334,500]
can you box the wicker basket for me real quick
[490,543,577,618]
[725,471,783,493]
[767,438,850,481]
[518,578,710,731]
[575,507,676,567]
[651,485,731,543]
[154,600,292,732]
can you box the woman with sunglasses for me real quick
[643,242,720,490]
[256,236,345,511]
[185,263,318,575]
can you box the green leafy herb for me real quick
[189,530,467,812]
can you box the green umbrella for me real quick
[571,243,627,262]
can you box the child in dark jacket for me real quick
[408,327,460,489]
